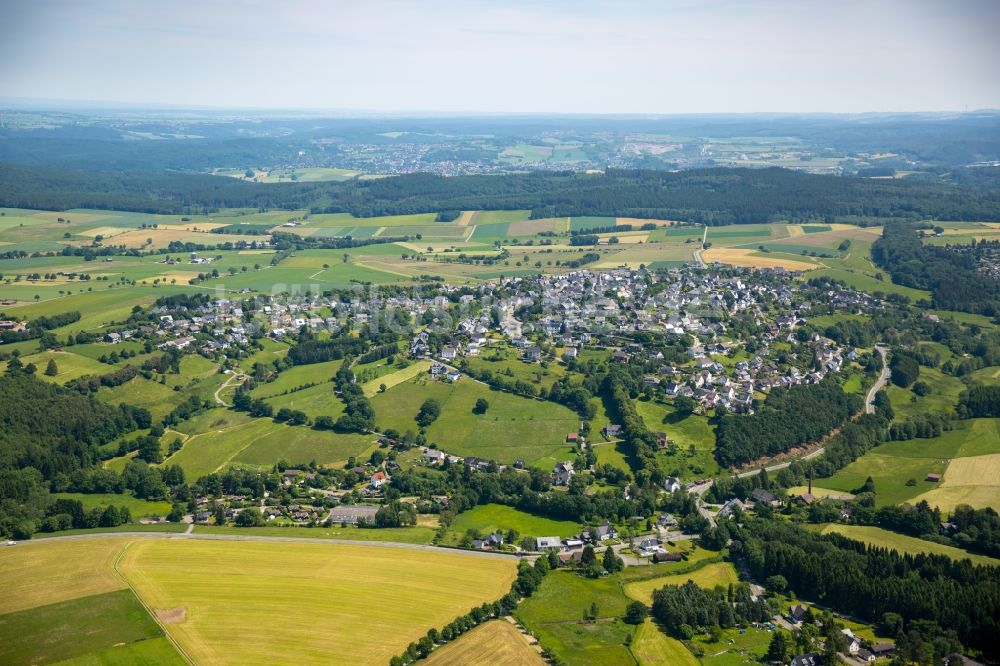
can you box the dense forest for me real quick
[714,379,862,467]
[2,163,1000,224]
[735,519,1000,661]
[872,221,1000,314]
[0,368,153,537]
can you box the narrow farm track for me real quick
[17,531,524,561]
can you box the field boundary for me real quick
[112,541,195,666]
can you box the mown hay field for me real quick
[821,525,999,566]
[117,539,517,665]
[623,562,739,605]
[0,538,127,614]
[424,620,543,666]
[632,619,699,666]
[702,247,821,271]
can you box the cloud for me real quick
[0,0,997,112]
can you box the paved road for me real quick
[212,372,246,407]
[731,345,889,479]
[866,345,890,414]
[692,226,708,267]
[14,531,523,561]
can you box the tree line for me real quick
[3,163,1000,224]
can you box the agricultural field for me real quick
[820,525,1000,566]
[623,561,739,605]
[369,376,579,467]
[515,570,636,666]
[165,411,375,478]
[423,620,544,666]
[822,418,1000,509]
[0,538,183,665]
[117,538,517,665]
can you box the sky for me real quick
[1,0,998,114]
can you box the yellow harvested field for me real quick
[786,486,856,499]
[912,485,1000,513]
[77,226,129,238]
[786,225,804,237]
[237,249,276,255]
[455,211,476,226]
[117,539,517,666]
[624,562,739,605]
[911,453,1000,511]
[941,453,1000,487]
[362,360,432,397]
[0,538,127,614]
[424,620,543,666]
[702,248,820,271]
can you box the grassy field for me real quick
[424,620,544,666]
[361,359,431,397]
[823,418,1000,509]
[821,525,999,566]
[166,414,375,477]
[885,366,965,420]
[117,539,517,665]
[632,619,699,666]
[623,562,739,605]
[0,589,173,665]
[515,570,635,666]
[50,635,184,665]
[192,524,437,544]
[447,504,580,540]
[370,376,578,467]
[53,492,172,518]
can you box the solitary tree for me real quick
[623,601,647,624]
[44,358,59,376]
[473,398,489,414]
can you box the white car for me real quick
[4,540,16,546]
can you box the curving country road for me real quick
[730,344,888,479]
[866,344,890,414]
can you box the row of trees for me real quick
[388,557,551,665]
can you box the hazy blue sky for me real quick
[1,0,997,113]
